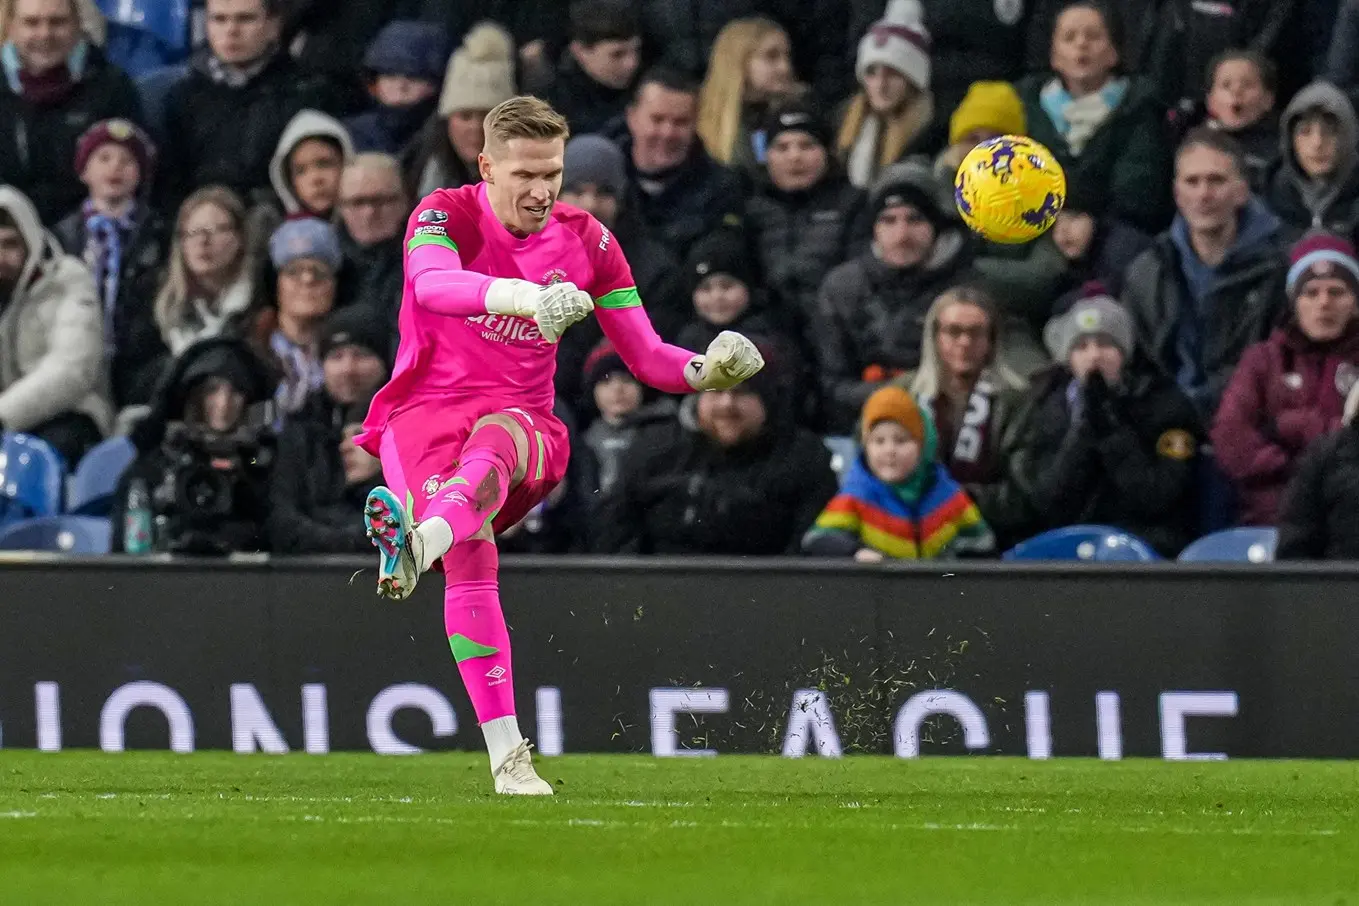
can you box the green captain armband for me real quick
[596,287,642,309]
[407,233,458,254]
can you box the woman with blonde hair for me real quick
[155,186,257,358]
[696,17,799,179]
[837,0,935,189]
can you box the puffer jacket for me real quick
[268,108,355,217]
[1265,82,1359,244]
[0,187,110,435]
[1211,324,1359,525]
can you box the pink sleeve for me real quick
[578,212,699,394]
[408,243,493,316]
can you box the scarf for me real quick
[811,455,992,559]
[927,379,997,483]
[2,40,87,106]
[846,113,881,189]
[164,277,255,356]
[270,329,323,417]
[205,50,272,89]
[82,201,137,355]
[1039,77,1128,156]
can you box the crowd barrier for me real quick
[1,557,1356,759]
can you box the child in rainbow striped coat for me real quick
[803,386,994,560]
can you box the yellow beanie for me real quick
[948,81,1026,146]
[861,386,924,444]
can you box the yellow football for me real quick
[954,135,1067,245]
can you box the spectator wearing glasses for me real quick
[334,153,408,330]
[154,185,257,359]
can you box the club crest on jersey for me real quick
[541,267,568,286]
[417,209,448,224]
[422,475,441,496]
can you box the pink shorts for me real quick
[373,396,570,537]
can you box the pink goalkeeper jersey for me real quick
[358,182,692,452]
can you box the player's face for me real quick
[1295,275,1358,343]
[934,302,992,380]
[1069,335,1124,386]
[864,421,920,485]
[480,136,565,235]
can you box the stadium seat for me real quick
[1177,527,1278,563]
[0,433,65,526]
[822,435,858,480]
[1002,525,1162,562]
[68,436,136,516]
[0,515,112,554]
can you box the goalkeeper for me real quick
[355,96,763,796]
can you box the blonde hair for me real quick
[835,88,934,174]
[696,17,788,165]
[909,285,1026,401]
[155,186,251,339]
[0,0,104,44]
[483,96,571,150]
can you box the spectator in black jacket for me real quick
[546,0,642,136]
[0,0,142,223]
[1266,80,1359,245]
[554,133,685,410]
[335,153,407,332]
[53,118,169,410]
[159,0,338,210]
[1048,185,1154,310]
[267,305,390,554]
[1276,383,1359,559]
[745,100,868,325]
[1123,127,1286,419]
[343,20,448,157]
[1200,50,1279,194]
[1005,291,1203,556]
[589,351,837,555]
[814,159,976,432]
[608,67,745,259]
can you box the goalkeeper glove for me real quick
[484,278,595,343]
[685,330,765,391]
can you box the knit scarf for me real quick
[82,200,137,355]
[1039,77,1128,156]
[205,49,272,89]
[846,113,881,189]
[1,40,87,105]
[927,379,997,483]
[270,329,323,417]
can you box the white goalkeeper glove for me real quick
[685,330,765,391]
[484,278,594,344]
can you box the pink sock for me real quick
[444,540,516,724]
[423,423,517,546]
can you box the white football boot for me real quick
[363,486,425,601]
[493,739,554,795]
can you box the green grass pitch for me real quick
[1,752,1356,905]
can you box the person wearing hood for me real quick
[1265,80,1359,244]
[1277,380,1359,559]
[402,21,515,200]
[553,133,686,409]
[343,21,448,158]
[53,118,169,411]
[1015,2,1173,234]
[267,305,392,554]
[158,0,339,211]
[334,153,407,332]
[267,109,354,223]
[1005,289,1203,556]
[588,349,837,555]
[802,384,993,560]
[0,184,109,464]
[1212,231,1359,525]
[813,158,976,433]
[893,286,1029,529]
[0,0,142,224]
[745,100,869,324]
[606,66,745,260]
[545,0,642,136]
[1123,127,1286,419]
[111,336,274,554]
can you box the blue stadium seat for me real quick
[0,433,65,525]
[96,0,191,76]
[0,516,112,554]
[1002,525,1162,562]
[68,436,136,516]
[1177,527,1278,563]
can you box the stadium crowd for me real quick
[3,0,1359,560]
